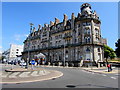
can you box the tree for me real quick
[115,39,120,58]
[104,45,116,64]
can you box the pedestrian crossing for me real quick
[1,70,50,78]
[19,72,31,77]
[81,69,119,80]
[8,72,20,78]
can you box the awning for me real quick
[34,53,46,58]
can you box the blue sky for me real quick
[2,2,118,52]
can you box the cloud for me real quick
[14,34,28,41]
[0,50,2,54]
[14,34,21,41]
[24,34,28,37]
[0,46,2,54]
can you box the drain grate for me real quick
[66,85,76,88]
[52,78,56,80]
[16,83,21,84]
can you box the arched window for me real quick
[84,37,87,43]
[98,48,100,52]
[87,29,90,34]
[84,37,90,43]
[88,37,90,43]
[86,47,90,52]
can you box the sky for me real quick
[2,2,118,52]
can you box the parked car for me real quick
[8,60,13,64]
[19,62,27,66]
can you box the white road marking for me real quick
[2,72,12,78]
[39,70,46,75]
[102,74,107,76]
[19,72,31,77]
[31,71,40,76]
[8,72,20,78]
[82,70,90,73]
[115,74,120,76]
[111,77,116,79]
[81,70,86,72]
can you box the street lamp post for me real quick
[63,41,65,67]
[26,23,34,69]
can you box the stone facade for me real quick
[22,3,106,66]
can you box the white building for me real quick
[3,44,23,60]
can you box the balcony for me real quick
[29,36,40,40]
[76,15,101,23]
[63,35,72,39]
[23,41,103,53]
[81,41,103,46]
[41,40,48,43]
[84,32,91,36]
[93,42,103,46]
[50,27,72,35]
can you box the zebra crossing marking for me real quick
[110,77,117,79]
[8,72,20,78]
[1,69,51,79]
[19,72,31,77]
[39,70,46,75]
[115,74,120,76]
[102,74,107,76]
[31,71,40,76]
[2,72,12,78]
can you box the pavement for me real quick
[1,65,63,84]
[41,65,119,74]
[1,64,119,84]
[81,66,119,74]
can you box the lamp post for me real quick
[26,23,34,69]
[63,40,65,67]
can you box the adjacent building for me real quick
[3,44,23,60]
[22,3,107,66]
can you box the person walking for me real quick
[110,64,112,71]
[107,63,111,72]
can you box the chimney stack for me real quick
[33,27,36,32]
[63,14,68,26]
[77,13,81,18]
[50,21,54,26]
[38,24,41,31]
[55,18,60,25]
[71,13,75,20]
[64,14,68,21]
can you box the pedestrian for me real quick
[107,63,110,72]
[110,64,112,71]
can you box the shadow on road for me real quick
[66,84,115,88]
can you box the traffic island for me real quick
[1,67,63,84]
[5,67,45,72]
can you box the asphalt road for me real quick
[2,65,119,88]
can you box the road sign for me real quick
[31,60,35,65]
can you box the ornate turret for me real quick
[81,3,92,16]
